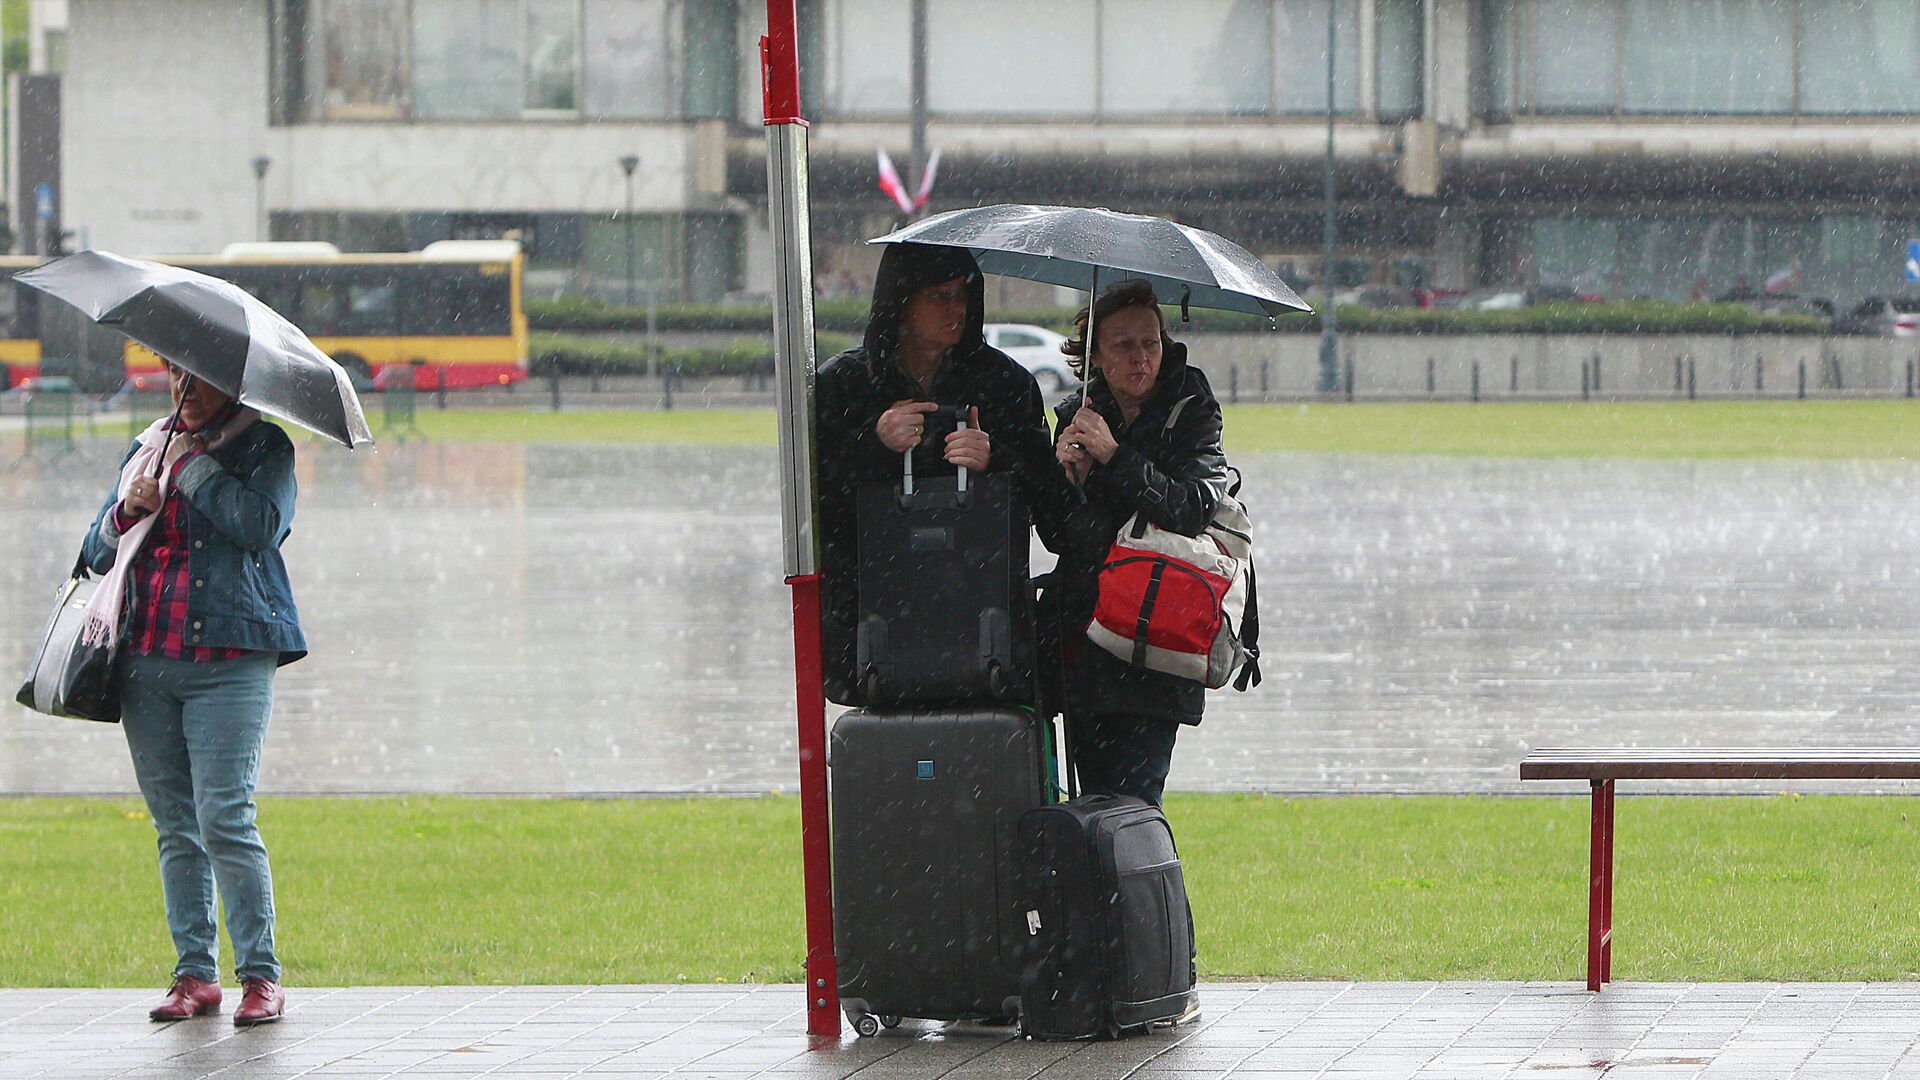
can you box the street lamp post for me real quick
[1317,0,1340,395]
[618,154,640,307]
[251,155,272,242]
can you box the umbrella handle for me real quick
[150,374,193,481]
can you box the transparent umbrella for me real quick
[17,250,374,449]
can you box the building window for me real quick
[584,0,680,118]
[1100,0,1270,116]
[1800,0,1920,114]
[1478,0,1920,118]
[1272,0,1362,114]
[928,0,1095,116]
[1376,0,1424,120]
[309,0,411,119]
[1622,0,1792,114]
[825,0,1367,120]
[290,0,693,121]
[526,0,582,112]
[413,0,524,119]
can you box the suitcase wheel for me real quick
[861,668,881,703]
[852,1012,883,1038]
[881,1014,902,1029]
[986,660,1006,696]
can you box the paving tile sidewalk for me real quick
[3,983,1918,1080]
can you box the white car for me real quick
[984,323,1079,394]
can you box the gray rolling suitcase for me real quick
[829,706,1054,1036]
[1017,794,1197,1040]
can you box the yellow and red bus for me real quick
[1,240,529,391]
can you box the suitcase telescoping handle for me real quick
[900,404,970,497]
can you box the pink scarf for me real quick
[80,408,259,649]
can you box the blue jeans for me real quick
[119,652,280,983]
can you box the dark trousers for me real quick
[1068,710,1180,808]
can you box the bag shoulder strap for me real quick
[1162,394,1197,434]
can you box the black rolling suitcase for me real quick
[1017,794,1197,1040]
[830,706,1055,1036]
[854,408,1034,707]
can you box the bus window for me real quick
[342,279,400,336]
[406,266,511,336]
[299,282,344,336]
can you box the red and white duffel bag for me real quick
[1086,468,1260,691]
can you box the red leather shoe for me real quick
[149,975,222,1021]
[233,978,285,1027]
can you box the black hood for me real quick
[860,243,986,376]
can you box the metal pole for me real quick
[762,0,836,1038]
[251,155,271,242]
[908,0,928,217]
[619,154,640,308]
[1317,0,1339,394]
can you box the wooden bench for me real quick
[1518,748,1920,991]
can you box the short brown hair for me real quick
[1060,279,1177,378]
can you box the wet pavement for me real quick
[4,982,1918,1079]
[5,441,1920,796]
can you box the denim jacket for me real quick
[81,419,307,665]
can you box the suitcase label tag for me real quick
[916,759,935,779]
[1026,909,1042,935]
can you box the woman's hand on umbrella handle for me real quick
[123,477,163,519]
[1056,431,1091,486]
[1065,408,1118,464]
[162,433,204,471]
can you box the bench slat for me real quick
[1520,748,1920,781]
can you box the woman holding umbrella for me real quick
[1047,279,1229,807]
[79,358,305,1026]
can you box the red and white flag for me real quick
[877,147,941,215]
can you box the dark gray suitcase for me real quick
[1017,794,1197,1040]
[830,706,1053,1036]
[853,425,1035,707]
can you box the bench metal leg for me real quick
[1587,778,1615,991]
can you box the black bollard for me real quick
[1908,357,1916,399]
[1581,359,1591,401]
[1229,363,1239,404]
[1426,356,1436,396]
[589,358,602,394]
[1260,357,1270,397]
[1510,354,1519,394]
[1798,358,1807,400]
[1344,356,1355,403]
[1674,356,1684,394]
[663,364,676,411]
[1592,352,1603,394]
[1830,353,1844,391]
[1755,353,1763,394]
[1471,360,1481,403]
[1687,357,1696,400]
[548,366,562,412]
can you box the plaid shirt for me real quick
[113,447,252,662]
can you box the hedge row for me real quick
[528,331,858,377]
[528,296,1828,336]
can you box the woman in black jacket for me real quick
[1048,279,1229,807]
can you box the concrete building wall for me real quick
[62,0,704,257]
[65,0,273,254]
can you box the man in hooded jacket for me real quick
[815,243,1069,703]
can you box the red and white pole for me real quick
[761,0,837,1038]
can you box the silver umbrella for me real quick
[17,251,374,449]
[871,203,1312,319]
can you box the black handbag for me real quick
[15,553,122,724]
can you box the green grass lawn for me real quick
[329,400,1920,458]
[6,794,1917,987]
[41,399,1920,457]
